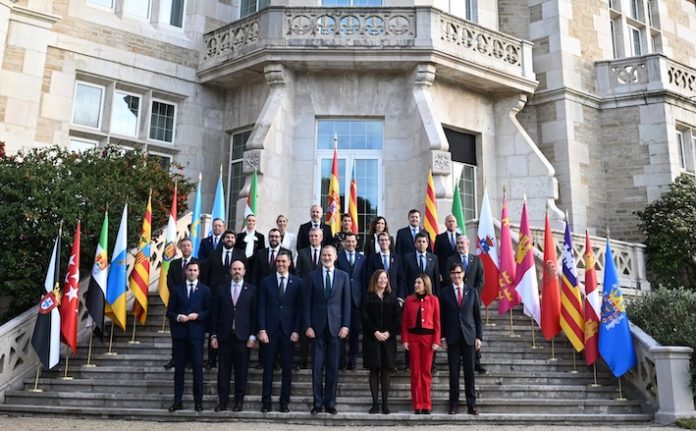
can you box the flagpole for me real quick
[616,376,626,401]
[29,366,43,392]
[485,306,496,327]
[129,315,140,344]
[530,316,542,349]
[84,331,96,368]
[159,312,169,333]
[570,350,578,374]
[549,338,558,361]
[106,322,117,356]
[508,310,520,338]
[590,364,601,387]
[62,351,73,380]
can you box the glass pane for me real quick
[111,92,140,136]
[68,138,97,153]
[317,119,383,150]
[125,0,150,18]
[352,0,383,6]
[161,0,184,27]
[88,0,114,8]
[149,101,175,143]
[354,159,378,237]
[232,130,250,160]
[320,158,347,224]
[459,164,477,221]
[677,132,686,169]
[631,28,642,55]
[148,154,171,170]
[228,131,251,230]
[73,83,103,128]
[322,0,349,5]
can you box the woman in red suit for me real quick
[401,274,440,414]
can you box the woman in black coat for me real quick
[363,216,394,258]
[361,269,401,414]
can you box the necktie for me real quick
[181,259,187,278]
[382,254,389,271]
[213,236,218,249]
[313,248,318,268]
[463,255,469,271]
[269,249,276,266]
[279,275,285,297]
[349,252,354,267]
[232,283,240,305]
[324,270,332,298]
[450,233,456,249]
[188,282,194,299]
[225,250,231,268]
[412,228,417,240]
[457,286,463,307]
[419,254,425,272]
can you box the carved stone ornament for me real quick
[243,149,262,173]
[431,150,451,175]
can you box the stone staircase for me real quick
[0,295,654,424]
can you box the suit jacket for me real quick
[400,293,441,345]
[167,256,190,291]
[362,233,394,259]
[211,280,257,342]
[252,246,293,286]
[434,231,459,277]
[365,252,405,300]
[335,249,366,308]
[395,226,426,258]
[401,251,441,298]
[166,281,211,340]
[295,247,322,281]
[303,268,351,337]
[438,284,482,346]
[297,221,333,251]
[200,247,247,288]
[445,253,485,292]
[198,235,223,261]
[258,273,303,337]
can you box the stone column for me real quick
[651,346,696,424]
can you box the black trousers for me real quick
[217,335,251,405]
[446,335,476,408]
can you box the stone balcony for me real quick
[596,53,696,103]
[198,6,536,94]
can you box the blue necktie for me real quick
[382,254,389,272]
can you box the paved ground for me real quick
[0,417,680,430]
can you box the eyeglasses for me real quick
[449,271,464,274]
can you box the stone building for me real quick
[1,0,695,240]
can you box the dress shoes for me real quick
[414,409,421,415]
[195,402,203,412]
[261,404,271,413]
[310,407,322,415]
[422,409,431,415]
[369,404,380,414]
[448,406,458,415]
[205,360,217,369]
[168,402,183,412]
[232,401,244,412]
[163,358,175,370]
[325,406,338,415]
[467,406,479,415]
[214,403,227,412]
[476,366,488,375]
[279,403,289,413]
[382,405,390,415]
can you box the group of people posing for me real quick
[165,205,484,416]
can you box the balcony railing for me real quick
[596,54,696,100]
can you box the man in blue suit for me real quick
[304,245,351,415]
[198,218,225,261]
[258,251,303,413]
[335,232,365,370]
[166,260,211,413]
[210,260,257,412]
[365,232,404,301]
[394,209,426,258]
[401,232,441,298]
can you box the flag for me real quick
[497,191,521,315]
[326,146,341,235]
[59,222,80,353]
[583,230,600,365]
[514,201,540,325]
[599,239,637,377]
[130,195,152,324]
[347,165,358,234]
[85,211,108,339]
[560,221,585,352]
[190,173,202,258]
[424,169,439,250]
[476,188,500,306]
[211,166,225,231]
[159,184,178,306]
[541,212,561,340]
[245,169,258,219]
[452,181,467,235]
[106,204,128,331]
[31,229,62,370]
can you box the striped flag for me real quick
[347,166,358,234]
[130,194,152,324]
[541,212,561,340]
[158,184,178,306]
[583,230,600,365]
[326,145,341,235]
[190,173,202,258]
[514,201,540,325]
[59,221,80,353]
[476,188,500,306]
[497,191,521,315]
[245,168,258,218]
[85,211,108,339]
[452,181,467,235]
[424,170,439,250]
[210,166,225,233]
[31,229,62,370]
[560,221,585,351]
[106,204,128,331]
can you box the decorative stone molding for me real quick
[203,17,260,61]
[264,63,287,88]
[285,8,415,40]
[414,63,436,87]
[431,150,451,175]
[243,149,262,173]
[666,62,696,95]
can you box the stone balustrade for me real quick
[596,53,696,100]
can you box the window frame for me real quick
[628,25,643,56]
[226,128,252,230]
[86,0,115,11]
[148,98,177,144]
[124,0,151,20]
[68,137,100,153]
[110,89,142,138]
[159,0,186,29]
[72,81,106,130]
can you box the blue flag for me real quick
[106,204,128,331]
[190,173,202,258]
[210,170,225,234]
[598,239,637,377]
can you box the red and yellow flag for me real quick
[497,191,521,315]
[130,193,152,324]
[424,170,439,250]
[541,212,562,340]
[348,166,358,234]
[560,221,585,351]
[326,146,341,235]
[583,230,600,365]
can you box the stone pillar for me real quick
[200,213,213,240]
[651,346,696,424]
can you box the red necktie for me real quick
[457,287,463,307]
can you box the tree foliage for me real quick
[0,143,194,322]
[636,174,696,290]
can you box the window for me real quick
[125,0,150,19]
[149,100,176,143]
[87,0,114,9]
[465,0,474,22]
[315,119,383,237]
[677,130,686,169]
[629,0,642,21]
[444,127,478,221]
[227,130,251,230]
[629,26,643,56]
[608,0,660,59]
[148,152,172,170]
[240,0,269,18]
[160,0,185,28]
[320,0,383,5]
[111,91,141,137]
[68,137,99,153]
[72,82,105,129]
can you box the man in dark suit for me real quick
[394,209,425,258]
[439,261,482,416]
[333,213,360,251]
[304,245,351,415]
[258,251,303,413]
[434,215,460,281]
[297,204,333,250]
[198,218,225,261]
[200,230,246,369]
[235,214,266,277]
[335,232,365,370]
[252,228,291,286]
[166,260,211,412]
[401,232,441,298]
[210,260,257,412]
[164,238,194,370]
[365,232,404,302]
[294,227,324,369]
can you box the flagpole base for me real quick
[509,333,521,338]
[530,345,544,350]
[589,383,602,387]
[547,357,559,362]
[128,340,141,344]
[60,376,74,381]
[104,352,118,356]
[157,329,170,334]
[27,389,44,393]
[615,396,627,401]
[83,364,97,368]
[568,370,579,374]
[485,322,496,327]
